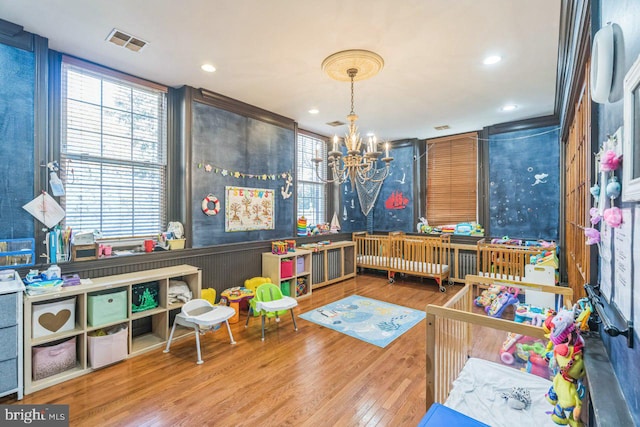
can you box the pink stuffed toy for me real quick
[589,207,601,225]
[599,150,622,172]
[584,228,600,245]
[603,207,622,228]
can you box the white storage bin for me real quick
[88,325,128,369]
[32,297,76,339]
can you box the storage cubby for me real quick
[130,312,167,355]
[23,264,201,394]
[262,249,312,299]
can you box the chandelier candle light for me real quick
[313,50,393,189]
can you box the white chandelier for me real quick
[312,50,393,189]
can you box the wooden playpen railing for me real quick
[476,239,556,280]
[425,275,573,407]
[352,232,390,269]
[353,232,451,290]
[388,233,451,286]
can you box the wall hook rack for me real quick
[584,283,633,348]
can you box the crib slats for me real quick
[476,239,556,280]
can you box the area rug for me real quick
[299,295,426,348]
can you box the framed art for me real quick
[224,186,274,232]
[622,54,640,201]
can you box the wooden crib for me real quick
[353,232,451,291]
[425,275,573,411]
[476,238,556,281]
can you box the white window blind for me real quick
[60,59,168,238]
[296,132,327,226]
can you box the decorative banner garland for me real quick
[196,162,291,182]
[195,162,294,199]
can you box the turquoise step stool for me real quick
[417,404,489,427]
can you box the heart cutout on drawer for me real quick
[38,310,71,333]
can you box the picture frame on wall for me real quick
[622,54,640,201]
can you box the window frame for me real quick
[296,130,329,227]
[59,56,168,241]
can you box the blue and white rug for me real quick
[299,295,426,348]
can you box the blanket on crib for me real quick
[445,358,556,427]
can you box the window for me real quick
[60,58,167,238]
[296,132,327,226]
[426,132,478,225]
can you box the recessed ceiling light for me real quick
[483,55,502,65]
[308,108,319,114]
[501,104,518,111]
[201,64,216,73]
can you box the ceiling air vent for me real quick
[434,125,451,131]
[106,29,148,52]
[326,120,346,127]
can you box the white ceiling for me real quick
[1,0,561,141]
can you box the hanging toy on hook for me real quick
[605,175,621,199]
[599,149,622,172]
[602,176,623,228]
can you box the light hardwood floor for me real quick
[3,273,454,427]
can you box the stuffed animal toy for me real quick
[584,228,600,245]
[502,387,532,410]
[545,309,586,427]
[474,284,504,308]
[589,207,601,225]
[486,289,519,318]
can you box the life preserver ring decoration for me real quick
[202,194,221,216]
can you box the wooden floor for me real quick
[2,273,454,427]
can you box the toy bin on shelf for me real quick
[281,281,291,297]
[32,336,77,381]
[131,282,159,313]
[280,259,294,278]
[0,238,35,269]
[167,239,186,250]
[32,297,76,339]
[87,289,127,327]
[88,325,128,369]
[296,257,305,274]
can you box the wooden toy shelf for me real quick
[23,264,201,394]
[262,249,312,299]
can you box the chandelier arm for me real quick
[355,164,391,184]
[314,163,339,184]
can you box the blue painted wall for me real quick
[341,143,415,233]
[372,143,415,232]
[0,43,35,240]
[596,1,640,424]
[190,101,295,246]
[488,126,560,241]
